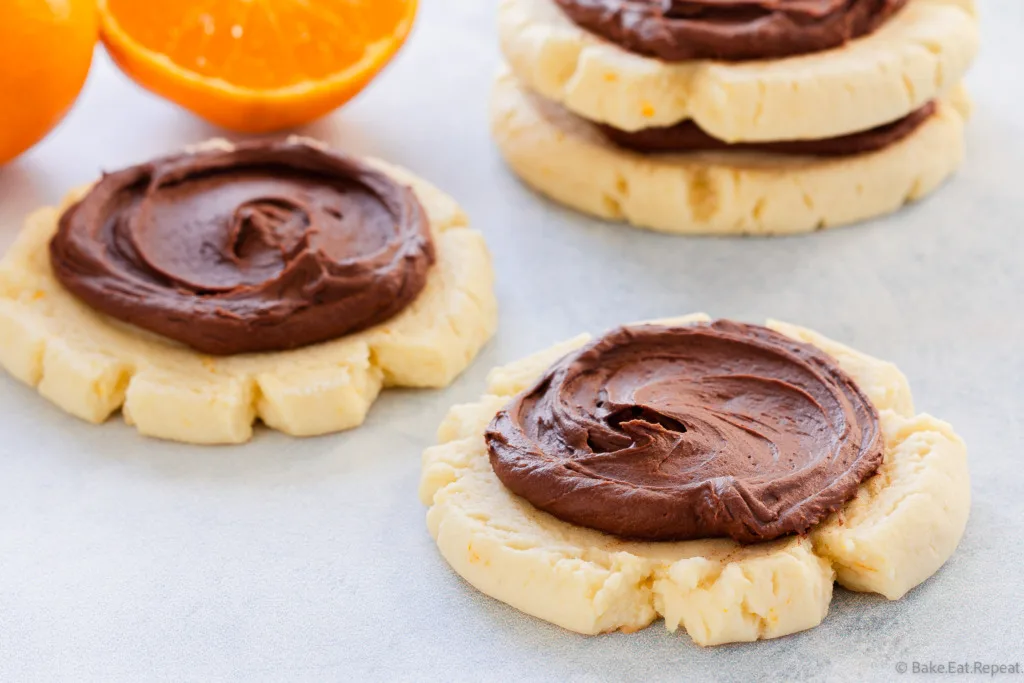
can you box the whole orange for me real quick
[0,0,98,164]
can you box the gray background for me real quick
[0,1,1020,681]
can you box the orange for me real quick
[0,0,98,164]
[98,0,418,133]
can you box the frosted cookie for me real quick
[420,314,969,646]
[499,0,979,139]
[493,0,978,233]
[0,138,497,444]
[491,71,968,235]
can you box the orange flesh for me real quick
[103,0,414,90]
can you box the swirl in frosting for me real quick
[50,140,434,356]
[552,0,910,62]
[486,320,884,543]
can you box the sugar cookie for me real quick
[499,0,978,139]
[0,138,497,444]
[491,71,968,235]
[421,314,969,645]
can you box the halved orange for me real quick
[98,0,417,133]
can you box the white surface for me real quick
[1,1,1021,681]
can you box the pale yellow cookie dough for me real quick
[0,138,498,445]
[491,71,969,235]
[499,0,978,139]
[420,314,970,646]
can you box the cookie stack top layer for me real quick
[499,0,978,140]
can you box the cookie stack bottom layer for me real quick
[490,70,970,236]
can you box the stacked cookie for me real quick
[492,0,979,235]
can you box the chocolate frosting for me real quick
[553,0,909,62]
[598,101,936,156]
[50,141,435,356]
[486,321,883,543]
